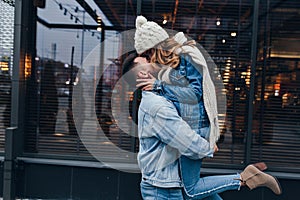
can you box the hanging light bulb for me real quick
[97,16,102,32]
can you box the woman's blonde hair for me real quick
[141,37,196,69]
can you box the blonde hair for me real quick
[141,37,196,69]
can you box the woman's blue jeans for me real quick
[180,156,241,200]
[178,127,241,199]
[140,178,238,200]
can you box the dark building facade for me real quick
[0,0,300,199]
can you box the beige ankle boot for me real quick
[240,164,282,195]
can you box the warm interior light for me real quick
[216,18,221,26]
[25,54,31,78]
[0,61,9,71]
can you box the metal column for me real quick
[245,0,260,165]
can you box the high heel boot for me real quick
[252,162,267,171]
[239,164,282,195]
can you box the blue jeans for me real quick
[183,173,241,199]
[140,181,184,200]
[180,127,241,200]
[181,157,241,200]
[140,179,233,200]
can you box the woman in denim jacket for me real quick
[133,16,281,199]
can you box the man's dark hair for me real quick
[121,51,141,124]
[121,51,138,87]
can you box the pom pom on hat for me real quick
[134,15,169,54]
[136,16,147,28]
[173,32,187,45]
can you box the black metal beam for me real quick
[75,0,105,27]
[92,0,124,30]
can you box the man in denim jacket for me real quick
[123,53,216,199]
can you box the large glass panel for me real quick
[26,0,102,156]
[251,0,300,171]
[25,0,139,163]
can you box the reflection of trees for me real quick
[39,62,58,134]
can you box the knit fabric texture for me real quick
[134,16,169,54]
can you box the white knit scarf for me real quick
[158,32,220,148]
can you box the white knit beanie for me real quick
[134,16,169,54]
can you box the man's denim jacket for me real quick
[153,54,209,134]
[137,91,213,188]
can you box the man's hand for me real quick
[136,73,157,91]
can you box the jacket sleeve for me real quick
[151,103,214,159]
[154,55,204,104]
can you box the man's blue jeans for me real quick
[140,180,232,200]
[140,181,184,200]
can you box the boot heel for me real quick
[252,162,267,171]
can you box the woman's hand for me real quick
[214,144,219,153]
[136,73,157,91]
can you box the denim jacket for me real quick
[153,54,209,134]
[138,91,214,188]
[152,54,211,193]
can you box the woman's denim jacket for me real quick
[152,54,211,193]
[153,54,209,133]
[138,91,213,188]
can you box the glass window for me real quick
[25,0,139,164]
[251,0,300,169]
